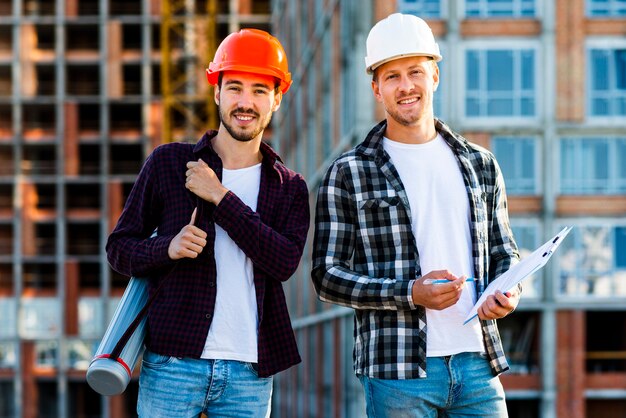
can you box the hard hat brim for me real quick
[366,52,442,75]
[206,65,292,94]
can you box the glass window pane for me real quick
[69,381,103,417]
[559,227,582,295]
[36,381,58,415]
[35,340,58,368]
[466,97,480,116]
[67,339,97,370]
[521,50,535,89]
[493,137,537,194]
[618,97,626,115]
[616,227,626,268]
[559,225,614,297]
[616,50,626,90]
[487,51,514,91]
[398,0,442,18]
[434,59,445,119]
[0,342,16,368]
[592,98,610,115]
[582,140,608,183]
[0,380,15,416]
[19,297,60,338]
[78,297,103,338]
[588,0,626,16]
[521,97,534,115]
[493,140,514,166]
[465,47,536,118]
[520,140,535,178]
[591,50,609,90]
[488,98,514,115]
[510,223,541,297]
[0,298,16,337]
[588,47,626,118]
[465,0,536,17]
[560,137,626,194]
[618,140,626,180]
[467,51,480,90]
[560,139,576,192]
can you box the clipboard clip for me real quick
[542,239,559,257]
[541,226,572,257]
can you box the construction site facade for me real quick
[0,0,625,417]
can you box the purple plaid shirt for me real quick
[106,130,310,377]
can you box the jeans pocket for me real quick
[141,349,174,369]
[243,362,273,380]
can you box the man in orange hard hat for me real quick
[107,29,309,417]
[312,13,520,417]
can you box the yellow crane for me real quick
[161,0,218,142]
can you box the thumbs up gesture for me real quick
[167,208,208,260]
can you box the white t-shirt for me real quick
[383,135,484,356]
[201,163,262,363]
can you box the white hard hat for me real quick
[365,13,442,74]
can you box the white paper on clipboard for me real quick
[464,226,573,325]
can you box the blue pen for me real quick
[423,277,476,285]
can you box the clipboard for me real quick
[464,226,573,325]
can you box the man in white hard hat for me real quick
[312,13,520,417]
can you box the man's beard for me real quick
[386,95,430,127]
[219,105,272,142]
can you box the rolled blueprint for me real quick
[86,276,148,396]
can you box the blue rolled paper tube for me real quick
[86,276,148,396]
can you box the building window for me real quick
[588,47,626,118]
[465,0,536,17]
[465,47,537,118]
[0,342,16,368]
[67,339,97,370]
[0,298,16,338]
[78,297,103,338]
[558,223,626,298]
[435,48,446,120]
[18,297,60,338]
[35,340,58,368]
[587,0,626,16]
[510,220,541,298]
[0,381,15,417]
[398,0,442,18]
[492,137,539,195]
[560,137,626,194]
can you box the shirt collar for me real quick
[193,130,284,176]
[356,118,470,159]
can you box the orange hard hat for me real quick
[206,28,292,94]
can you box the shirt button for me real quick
[206,313,212,319]
[208,281,215,287]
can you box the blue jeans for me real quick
[137,349,273,418]
[358,352,508,418]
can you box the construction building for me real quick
[0,0,271,417]
[271,1,626,418]
[0,0,624,417]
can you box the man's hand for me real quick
[411,270,468,310]
[167,208,208,260]
[477,289,519,320]
[185,159,229,205]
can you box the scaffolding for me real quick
[0,1,272,416]
[161,0,218,142]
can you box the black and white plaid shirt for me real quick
[311,119,519,379]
